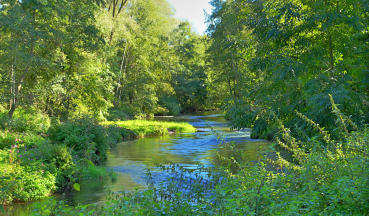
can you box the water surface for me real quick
[7,112,270,215]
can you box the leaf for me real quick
[73,183,81,191]
[0,205,4,213]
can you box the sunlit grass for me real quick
[103,120,196,137]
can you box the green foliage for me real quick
[0,148,57,204]
[107,108,132,121]
[30,125,369,215]
[158,96,181,116]
[48,117,110,164]
[19,142,76,190]
[104,120,196,137]
[0,108,50,134]
[0,130,44,150]
[170,22,209,113]
[48,116,136,163]
[79,159,117,182]
[207,0,369,139]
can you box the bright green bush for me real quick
[0,150,57,205]
[108,104,142,121]
[78,159,117,182]
[19,142,76,189]
[103,125,137,146]
[0,114,138,205]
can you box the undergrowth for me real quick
[27,98,369,215]
[0,112,136,205]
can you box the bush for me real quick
[48,117,135,165]
[103,125,137,146]
[0,150,57,204]
[0,108,50,134]
[19,142,76,190]
[0,131,44,149]
[48,117,109,164]
[79,159,117,182]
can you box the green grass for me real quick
[103,120,196,137]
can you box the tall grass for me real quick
[103,120,196,137]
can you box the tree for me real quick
[0,0,102,119]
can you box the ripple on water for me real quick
[9,113,270,215]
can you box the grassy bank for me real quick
[0,109,196,205]
[103,120,196,137]
[0,109,137,205]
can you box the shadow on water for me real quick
[7,112,270,215]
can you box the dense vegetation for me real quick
[0,0,210,121]
[0,109,137,204]
[0,0,206,206]
[30,124,369,215]
[1,0,369,214]
[207,0,369,140]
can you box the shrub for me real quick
[47,117,134,165]
[0,108,50,134]
[0,131,44,149]
[103,125,137,147]
[48,117,109,164]
[79,159,116,182]
[0,150,57,204]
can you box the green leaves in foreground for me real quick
[73,183,80,192]
[29,127,369,215]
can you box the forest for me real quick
[0,0,368,215]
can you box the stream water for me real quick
[7,113,270,215]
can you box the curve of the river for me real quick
[8,113,270,215]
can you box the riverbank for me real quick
[103,120,197,137]
[28,125,369,215]
[0,111,196,206]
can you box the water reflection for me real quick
[101,113,270,192]
[8,113,270,215]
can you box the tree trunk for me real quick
[115,41,128,105]
[108,0,128,44]
[8,104,16,119]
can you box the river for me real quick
[7,113,270,215]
